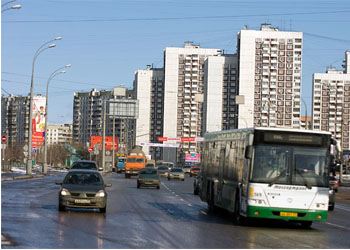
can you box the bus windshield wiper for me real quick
[268,170,287,187]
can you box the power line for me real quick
[4,9,350,23]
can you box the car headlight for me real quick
[95,190,106,197]
[60,188,71,196]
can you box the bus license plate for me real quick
[280,212,298,217]
[75,199,90,204]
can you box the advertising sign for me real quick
[90,136,118,151]
[185,152,201,163]
[32,96,46,148]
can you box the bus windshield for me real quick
[250,145,328,187]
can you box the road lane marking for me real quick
[325,222,348,230]
[200,210,207,215]
[188,204,192,207]
[335,204,350,212]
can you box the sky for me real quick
[2,0,350,124]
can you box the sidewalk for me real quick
[1,165,67,181]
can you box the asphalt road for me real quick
[2,172,350,248]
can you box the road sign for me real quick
[1,135,7,144]
[88,147,93,153]
[140,142,180,148]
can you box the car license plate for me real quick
[280,212,298,217]
[75,199,90,204]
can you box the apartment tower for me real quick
[237,24,303,129]
[134,66,164,158]
[312,50,350,151]
[163,42,222,154]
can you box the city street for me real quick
[2,172,350,248]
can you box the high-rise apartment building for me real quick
[134,66,164,158]
[312,50,350,150]
[47,124,72,145]
[163,42,222,153]
[72,87,136,149]
[1,95,31,146]
[203,54,238,132]
[237,24,303,129]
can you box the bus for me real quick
[199,127,335,228]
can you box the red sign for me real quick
[157,136,168,142]
[90,136,118,151]
[181,137,195,142]
[1,135,7,144]
[185,152,201,162]
[88,147,93,153]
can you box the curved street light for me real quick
[2,0,21,13]
[26,36,62,175]
[43,64,71,174]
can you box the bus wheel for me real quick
[300,221,312,228]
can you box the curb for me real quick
[2,174,45,181]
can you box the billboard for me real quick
[90,136,118,151]
[185,152,201,163]
[32,96,46,148]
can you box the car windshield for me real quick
[251,145,328,188]
[127,158,145,163]
[171,168,183,173]
[139,169,158,175]
[64,172,103,185]
[71,162,97,170]
[157,166,168,170]
[118,159,125,163]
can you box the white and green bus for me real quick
[199,127,335,228]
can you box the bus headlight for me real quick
[316,203,327,209]
[248,198,267,205]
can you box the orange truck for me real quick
[124,147,146,178]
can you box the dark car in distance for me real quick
[70,160,102,171]
[56,169,111,213]
[137,168,160,189]
[190,166,200,177]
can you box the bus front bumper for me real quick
[246,205,328,222]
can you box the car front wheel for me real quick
[58,203,65,212]
[100,207,106,213]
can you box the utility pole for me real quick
[102,100,106,172]
[112,99,116,172]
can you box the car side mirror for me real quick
[105,183,112,187]
[245,145,253,159]
[55,181,62,185]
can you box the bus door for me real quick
[217,148,226,205]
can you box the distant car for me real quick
[168,168,185,181]
[190,167,201,177]
[70,160,102,171]
[145,163,156,168]
[56,169,111,213]
[137,168,160,189]
[193,173,202,195]
[329,175,340,192]
[157,165,169,177]
[182,165,191,174]
[329,188,335,211]
[116,157,126,173]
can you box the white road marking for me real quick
[200,210,207,215]
[335,204,350,212]
[188,204,192,207]
[325,222,348,230]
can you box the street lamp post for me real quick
[1,0,21,13]
[26,36,62,175]
[43,64,71,174]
